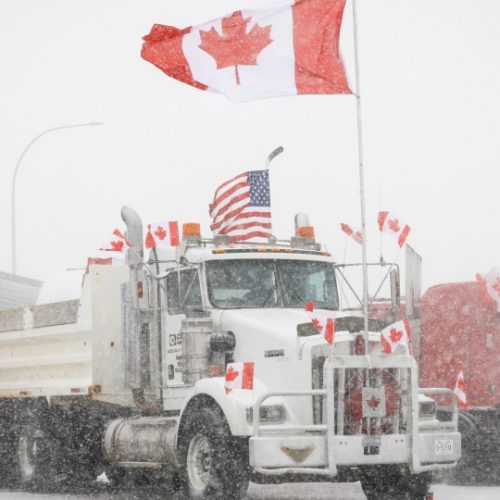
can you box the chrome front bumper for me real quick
[249,356,461,477]
[250,431,461,474]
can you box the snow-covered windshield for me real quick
[206,259,338,310]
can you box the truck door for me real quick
[162,267,203,410]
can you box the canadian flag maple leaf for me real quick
[311,317,321,331]
[225,365,239,383]
[199,11,273,85]
[155,226,167,240]
[389,328,403,343]
[388,218,400,233]
[367,394,381,410]
[111,240,124,252]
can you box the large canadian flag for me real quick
[378,211,411,248]
[141,0,351,102]
[381,319,412,354]
[224,362,255,394]
[476,267,500,312]
[454,370,467,410]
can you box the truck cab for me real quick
[117,211,461,499]
[0,208,461,500]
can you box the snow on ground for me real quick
[246,481,367,499]
[247,482,500,499]
[0,483,500,500]
[1,482,499,499]
[430,483,500,500]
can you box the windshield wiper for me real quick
[260,285,278,307]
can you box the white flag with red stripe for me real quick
[305,302,335,345]
[141,0,351,102]
[98,229,131,253]
[476,267,500,312]
[381,319,412,354]
[340,223,362,244]
[85,256,124,274]
[378,211,411,248]
[224,362,255,394]
[454,370,467,410]
[145,222,180,249]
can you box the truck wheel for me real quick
[361,469,431,500]
[178,406,249,500]
[15,421,52,489]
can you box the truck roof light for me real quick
[295,225,315,239]
[294,212,310,228]
[183,223,201,239]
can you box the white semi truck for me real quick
[0,206,460,499]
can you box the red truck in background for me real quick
[418,281,500,483]
[369,246,500,484]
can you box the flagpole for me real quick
[351,0,370,352]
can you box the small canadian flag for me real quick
[99,229,131,253]
[476,267,500,312]
[378,211,411,248]
[224,362,255,394]
[305,302,335,345]
[381,319,412,354]
[454,370,467,410]
[145,222,180,249]
[340,223,362,244]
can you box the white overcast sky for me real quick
[0,0,499,294]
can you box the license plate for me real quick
[434,439,453,455]
[362,436,381,448]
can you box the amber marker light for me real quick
[295,225,315,238]
[182,222,201,238]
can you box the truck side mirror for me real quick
[390,269,400,310]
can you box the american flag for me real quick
[209,169,272,241]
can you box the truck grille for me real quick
[312,352,409,435]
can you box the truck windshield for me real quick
[206,259,338,310]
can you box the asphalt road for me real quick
[0,482,499,500]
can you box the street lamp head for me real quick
[88,121,104,126]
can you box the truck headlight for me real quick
[246,405,286,424]
[419,398,436,419]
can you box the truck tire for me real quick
[361,468,431,500]
[14,419,53,489]
[178,406,249,500]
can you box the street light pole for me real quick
[11,121,103,274]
